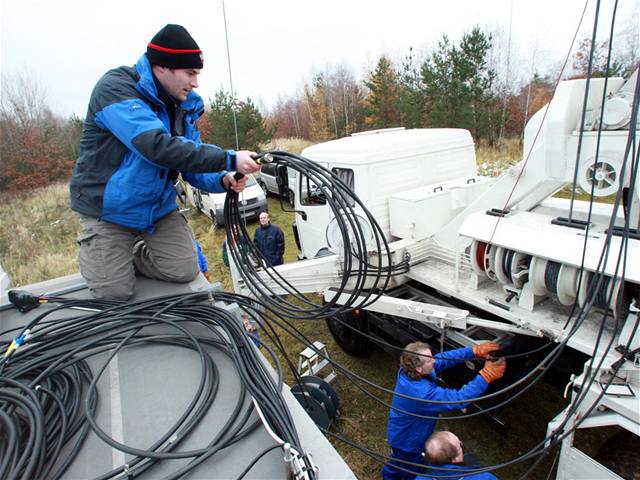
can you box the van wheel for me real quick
[326,310,369,356]
[211,210,224,227]
[194,190,204,212]
[594,430,640,480]
[258,180,267,195]
[286,189,295,207]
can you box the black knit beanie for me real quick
[147,24,203,69]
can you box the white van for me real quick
[258,163,297,206]
[293,128,483,259]
[185,175,267,226]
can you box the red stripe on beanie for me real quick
[148,42,201,54]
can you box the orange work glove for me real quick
[479,358,506,383]
[472,342,500,359]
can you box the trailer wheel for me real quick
[594,430,640,480]
[326,310,369,356]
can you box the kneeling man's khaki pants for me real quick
[77,210,199,300]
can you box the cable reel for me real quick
[528,256,549,296]
[577,272,630,319]
[474,247,580,307]
[510,251,532,288]
[530,257,581,306]
[470,240,498,280]
[556,264,580,306]
[470,240,488,276]
[290,375,340,430]
[494,247,512,286]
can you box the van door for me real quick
[296,170,332,259]
[260,163,278,194]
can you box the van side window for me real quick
[332,168,355,207]
[261,163,276,176]
[299,174,327,206]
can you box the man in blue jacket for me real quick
[382,341,506,480]
[417,431,498,479]
[70,24,260,300]
[253,212,285,266]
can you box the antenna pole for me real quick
[222,0,240,150]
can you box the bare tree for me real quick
[0,70,49,128]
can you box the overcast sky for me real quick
[1,0,637,118]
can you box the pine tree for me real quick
[205,90,275,151]
[363,55,401,129]
[421,28,499,142]
[421,35,459,128]
[458,27,499,141]
[398,47,426,128]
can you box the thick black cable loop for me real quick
[0,294,318,480]
[224,150,396,319]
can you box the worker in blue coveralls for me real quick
[416,431,499,480]
[382,341,506,480]
[70,24,260,300]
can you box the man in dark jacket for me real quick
[416,431,499,479]
[382,342,506,480]
[70,24,260,300]
[253,212,285,266]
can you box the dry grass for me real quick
[0,182,79,287]
[475,137,522,176]
[261,137,315,154]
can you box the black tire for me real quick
[194,190,204,212]
[326,310,369,356]
[286,189,295,207]
[210,210,225,227]
[594,430,640,480]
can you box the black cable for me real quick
[223,150,395,320]
[0,293,318,480]
[234,443,283,480]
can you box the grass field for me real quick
[0,137,616,479]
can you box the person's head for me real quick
[240,313,253,332]
[259,212,270,227]
[147,24,203,102]
[425,431,464,465]
[400,341,435,380]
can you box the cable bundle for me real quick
[223,150,408,320]
[0,292,318,480]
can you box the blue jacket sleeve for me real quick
[183,172,227,193]
[94,97,231,173]
[433,347,474,375]
[416,374,488,414]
